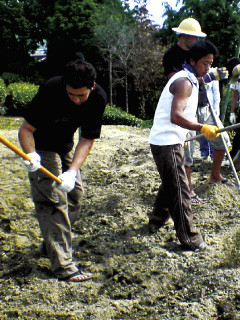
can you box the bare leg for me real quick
[185,166,195,197]
[209,149,225,182]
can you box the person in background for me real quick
[198,78,220,160]
[163,18,233,204]
[196,71,232,170]
[227,59,240,167]
[148,40,219,251]
[18,60,107,282]
[199,136,214,159]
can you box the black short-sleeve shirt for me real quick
[24,76,107,154]
[163,43,208,107]
[163,44,188,77]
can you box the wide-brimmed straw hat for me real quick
[172,18,207,38]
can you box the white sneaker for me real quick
[222,159,230,167]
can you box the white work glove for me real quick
[229,112,236,124]
[53,170,77,193]
[203,67,229,83]
[22,152,41,172]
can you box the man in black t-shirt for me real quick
[18,60,107,282]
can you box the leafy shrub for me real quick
[1,72,23,85]
[5,82,39,115]
[0,78,7,114]
[103,105,144,127]
[140,119,153,128]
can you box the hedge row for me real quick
[0,76,39,116]
[102,105,144,127]
[0,78,7,109]
[0,73,148,127]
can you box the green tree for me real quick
[93,0,136,108]
[158,0,240,64]
[93,0,165,117]
[0,0,165,118]
[38,0,102,78]
[127,0,164,118]
[114,27,135,112]
[0,0,105,78]
[0,0,32,74]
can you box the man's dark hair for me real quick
[188,40,218,63]
[227,57,240,77]
[62,59,97,89]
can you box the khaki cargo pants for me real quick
[29,150,83,279]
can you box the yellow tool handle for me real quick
[185,122,240,142]
[0,133,62,184]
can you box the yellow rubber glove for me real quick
[200,124,220,139]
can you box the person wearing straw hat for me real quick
[163,18,207,80]
[162,18,233,204]
[228,59,240,169]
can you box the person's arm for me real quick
[212,81,220,116]
[170,78,219,140]
[18,120,37,153]
[229,89,239,124]
[167,71,176,80]
[170,78,203,131]
[68,137,95,172]
[231,89,239,114]
[18,120,41,172]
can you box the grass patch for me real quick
[0,116,22,130]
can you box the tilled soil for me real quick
[0,117,239,320]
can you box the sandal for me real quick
[221,179,235,187]
[210,179,235,187]
[191,194,203,203]
[59,270,92,282]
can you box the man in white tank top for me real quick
[148,40,219,251]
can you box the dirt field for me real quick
[0,117,240,320]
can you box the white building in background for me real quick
[30,42,47,61]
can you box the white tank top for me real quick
[149,69,199,146]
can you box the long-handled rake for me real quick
[0,133,62,184]
[185,117,240,188]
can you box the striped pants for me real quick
[149,143,203,249]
